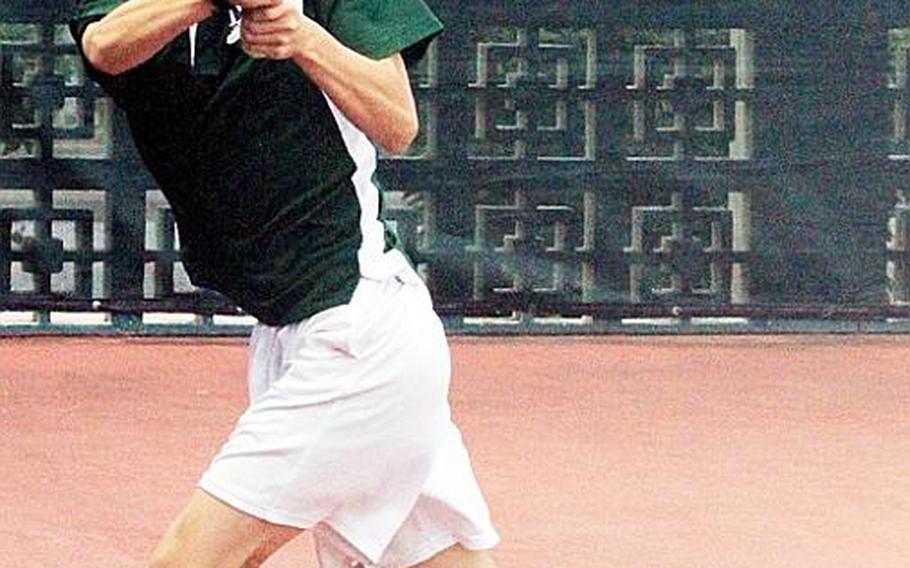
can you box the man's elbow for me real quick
[382,114,420,155]
[81,23,129,76]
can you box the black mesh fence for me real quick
[2,0,910,333]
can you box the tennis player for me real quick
[70,0,500,566]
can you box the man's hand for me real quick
[240,0,313,60]
[224,0,281,10]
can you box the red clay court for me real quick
[2,335,909,567]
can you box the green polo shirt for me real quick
[70,0,441,325]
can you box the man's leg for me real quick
[239,528,301,568]
[148,489,300,568]
[414,544,497,568]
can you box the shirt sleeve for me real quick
[74,0,125,19]
[70,0,205,108]
[69,0,125,40]
[319,0,443,67]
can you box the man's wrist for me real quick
[291,18,329,64]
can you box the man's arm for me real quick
[241,2,420,154]
[79,0,277,76]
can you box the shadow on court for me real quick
[2,335,909,567]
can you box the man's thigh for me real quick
[149,489,301,568]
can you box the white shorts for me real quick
[198,270,499,567]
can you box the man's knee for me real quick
[147,535,183,568]
[147,525,245,568]
[148,502,211,568]
[147,531,261,568]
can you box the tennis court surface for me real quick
[2,335,909,567]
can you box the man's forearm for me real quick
[240,5,420,154]
[292,26,419,155]
[81,0,215,76]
